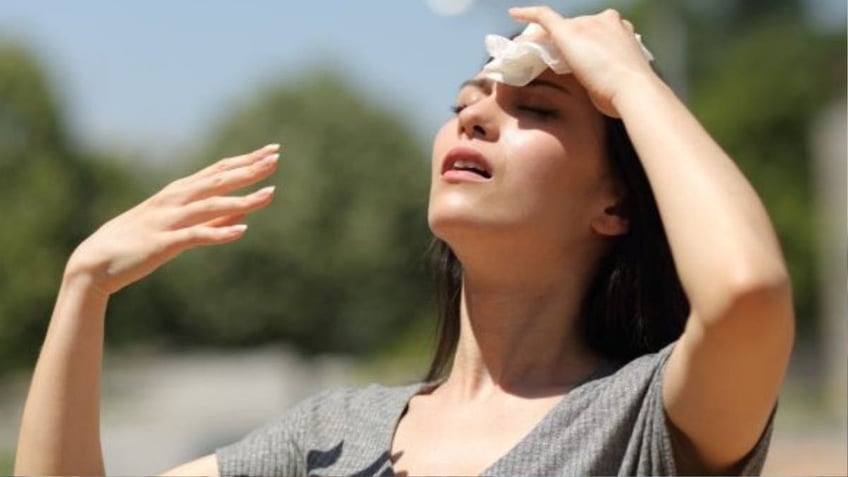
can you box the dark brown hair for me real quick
[424,116,690,382]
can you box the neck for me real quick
[439,244,605,401]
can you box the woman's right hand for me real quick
[65,143,280,297]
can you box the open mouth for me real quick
[450,159,492,179]
[442,147,493,181]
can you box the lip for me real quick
[441,146,493,183]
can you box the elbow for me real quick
[731,264,795,333]
[700,260,796,334]
[728,260,792,305]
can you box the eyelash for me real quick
[519,106,558,120]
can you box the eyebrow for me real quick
[458,77,491,91]
[458,77,571,96]
[525,78,572,96]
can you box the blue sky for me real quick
[0,0,843,165]
[0,0,549,162]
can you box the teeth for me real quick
[453,160,486,173]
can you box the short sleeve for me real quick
[215,391,330,477]
[640,343,775,475]
[725,407,775,475]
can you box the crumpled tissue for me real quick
[482,23,654,87]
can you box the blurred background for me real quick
[0,0,844,474]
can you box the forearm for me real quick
[613,74,790,324]
[13,145,275,475]
[15,271,109,475]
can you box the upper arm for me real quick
[663,281,794,473]
[159,453,219,477]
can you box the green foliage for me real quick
[0,44,145,372]
[0,44,433,371]
[685,6,846,335]
[107,69,435,355]
[626,0,844,336]
[0,44,64,156]
[0,0,843,374]
[0,452,12,475]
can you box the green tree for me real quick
[0,43,143,373]
[113,69,435,355]
[682,3,846,337]
[625,0,846,338]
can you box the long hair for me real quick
[424,115,690,382]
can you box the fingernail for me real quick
[226,224,248,235]
[253,186,276,198]
[262,153,279,164]
[263,143,280,151]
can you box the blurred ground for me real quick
[0,347,845,475]
[764,426,846,475]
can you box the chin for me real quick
[427,197,503,248]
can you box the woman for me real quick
[15,6,793,476]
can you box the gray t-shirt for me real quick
[216,343,773,476]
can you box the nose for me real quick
[456,96,500,142]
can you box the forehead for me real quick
[463,69,589,100]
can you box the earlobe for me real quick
[593,204,630,236]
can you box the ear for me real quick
[591,196,630,237]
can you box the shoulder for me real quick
[573,342,773,475]
[216,382,422,477]
[298,381,422,416]
[243,381,421,436]
[583,341,676,396]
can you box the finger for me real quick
[601,8,622,21]
[205,213,246,228]
[508,6,564,31]
[165,223,249,252]
[192,143,279,181]
[168,186,275,228]
[150,146,278,207]
[171,153,279,204]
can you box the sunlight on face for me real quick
[428,69,619,257]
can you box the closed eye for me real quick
[518,106,558,120]
[450,104,467,115]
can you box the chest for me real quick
[389,395,562,476]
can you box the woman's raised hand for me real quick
[65,144,280,297]
[509,6,660,117]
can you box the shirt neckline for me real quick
[384,362,618,476]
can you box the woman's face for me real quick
[428,69,626,254]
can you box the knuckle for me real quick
[218,155,239,168]
[603,8,620,19]
[239,168,259,182]
[540,6,558,21]
[149,191,169,207]
[155,182,183,204]
[209,175,226,188]
[191,200,215,215]
[201,198,219,213]
[169,177,188,190]
[184,227,204,243]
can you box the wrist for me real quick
[61,261,111,304]
[611,70,673,116]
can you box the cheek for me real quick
[500,128,607,229]
[502,130,571,191]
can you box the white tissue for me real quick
[482,23,655,87]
